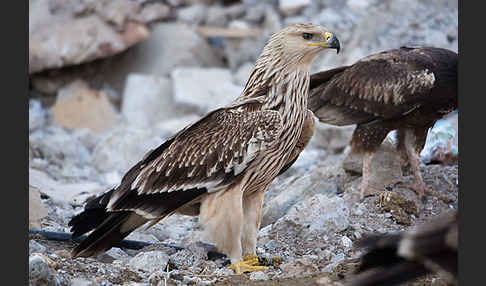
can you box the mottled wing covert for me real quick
[107,104,283,211]
[309,47,448,125]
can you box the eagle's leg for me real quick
[199,185,244,269]
[360,151,378,199]
[352,123,393,199]
[400,128,430,199]
[236,189,268,272]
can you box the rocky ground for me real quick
[29,0,458,285]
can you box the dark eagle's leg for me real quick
[361,151,378,199]
[399,128,430,199]
[351,123,393,199]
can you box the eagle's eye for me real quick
[302,33,313,40]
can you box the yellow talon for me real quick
[228,254,268,274]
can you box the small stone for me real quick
[232,62,253,86]
[138,3,171,23]
[279,0,311,16]
[262,174,339,227]
[342,140,403,189]
[153,115,200,138]
[128,251,170,274]
[169,242,208,269]
[91,125,163,174]
[70,278,98,286]
[29,253,59,285]
[243,3,265,23]
[315,276,333,286]
[205,6,228,27]
[310,122,355,153]
[280,257,318,278]
[51,80,119,133]
[29,240,46,254]
[377,191,418,226]
[29,186,48,229]
[29,254,50,281]
[29,99,46,132]
[122,74,174,127]
[249,271,269,281]
[172,67,241,114]
[177,4,207,24]
[54,250,71,258]
[341,236,353,248]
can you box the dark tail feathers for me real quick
[68,189,147,258]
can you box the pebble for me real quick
[250,271,269,281]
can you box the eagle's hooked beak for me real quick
[307,32,341,54]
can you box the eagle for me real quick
[347,211,458,286]
[308,47,457,199]
[68,23,340,274]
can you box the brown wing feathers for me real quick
[309,47,457,126]
[69,103,282,257]
[348,211,458,286]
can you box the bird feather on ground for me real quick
[68,23,340,274]
[308,46,457,200]
[347,210,458,286]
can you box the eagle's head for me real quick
[262,23,340,70]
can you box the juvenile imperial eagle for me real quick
[348,211,458,286]
[308,47,457,199]
[68,23,340,274]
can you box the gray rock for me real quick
[169,243,207,269]
[29,254,59,286]
[271,194,350,239]
[104,248,130,262]
[92,124,163,174]
[223,3,246,19]
[262,4,282,34]
[177,4,208,24]
[249,271,269,281]
[262,172,338,227]
[51,80,119,134]
[29,240,47,254]
[29,125,97,181]
[122,74,174,127]
[341,236,353,248]
[244,3,266,23]
[29,0,149,74]
[154,115,201,137]
[70,278,98,286]
[29,99,46,132]
[279,0,311,16]
[29,186,48,229]
[102,22,224,88]
[342,140,403,189]
[172,67,241,114]
[29,254,50,281]
[309,121,355,153]
[279,256,318,278]
[137,2,171,23]
[29,168,103,206]
[128,251,170,274]
[232,61,253,86]
[205,6,229,27]
[420,116,458,164]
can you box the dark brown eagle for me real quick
[347,211,458,286]
[308,47,457,199]
[68,23,340,274]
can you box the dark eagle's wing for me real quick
[347,211,458,286]
[105,97,283,218]
[309,47,457,126]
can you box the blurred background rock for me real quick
[28,1,458,285]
